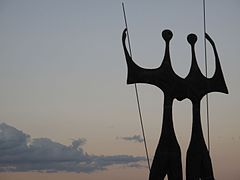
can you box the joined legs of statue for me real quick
[149,96,182,180]
[186,101,214,180]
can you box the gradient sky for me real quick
[0,0,240,179]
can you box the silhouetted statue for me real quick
[122,28,228,180]
[185,33,228,180]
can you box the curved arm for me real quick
[122,28,144,84]
[205,33,228,94]
[205,33,215,46]
[205,33,221,74]
[122,29,131,62]
[122,28,140,76]
[122,28,160,86]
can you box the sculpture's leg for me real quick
[149,151,168,180]
[149,96,182,180]
[186,150,214,180]
[186,101,214,180]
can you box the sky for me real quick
[0,0,240,179]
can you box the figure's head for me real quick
[162,29,173,42]
[187,34,197,45]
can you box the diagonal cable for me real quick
[122,2,151,171]
[203,0,211,152]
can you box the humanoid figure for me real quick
[122,29,228,180]
[123,29,183,180]
[185,33,228,180]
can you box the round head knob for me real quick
[162,29,173,42]
[187,34,197,45]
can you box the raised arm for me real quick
[205,33,228,94]
[122,28,160,86]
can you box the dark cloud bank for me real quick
[0,123,145,173]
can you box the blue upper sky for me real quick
[0,0,239,179]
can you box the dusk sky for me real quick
[0,0,240,179]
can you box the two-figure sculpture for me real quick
[122,29,228,180]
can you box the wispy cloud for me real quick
[117,135,144,143]
[0,123,145,173]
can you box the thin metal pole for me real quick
[203,0,211,152]
[122,2,151,171]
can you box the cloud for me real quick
[118,135,144,143]
[0,123,145,173]
[71,138,86,150]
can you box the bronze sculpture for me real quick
[122,29,228,180]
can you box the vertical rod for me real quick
[122,2,151,171]
[203,0,211,152]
